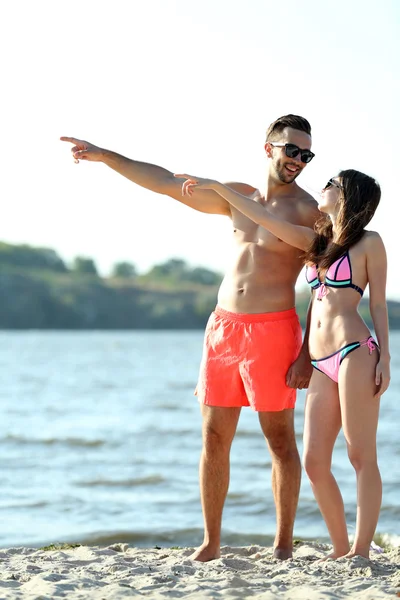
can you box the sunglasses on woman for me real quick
[324,178,342,190]
[269,142,315,164]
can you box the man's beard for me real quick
[274,159,302,184]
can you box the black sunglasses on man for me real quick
[269,142,315,164]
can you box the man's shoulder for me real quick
[297,187,318,206]
[224,181,258,196]
[295,187,320,226]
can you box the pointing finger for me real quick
[60,136,81,144]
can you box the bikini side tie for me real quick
[359,336,376,354]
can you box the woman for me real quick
[175,169,390,559]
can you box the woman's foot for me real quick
[343,550,370,560]
[315,549,349,563]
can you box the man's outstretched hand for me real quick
[60,137,104,163]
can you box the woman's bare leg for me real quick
[339,346,382,559]
[303,370,350,557]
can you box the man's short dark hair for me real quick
[266,114,312,142]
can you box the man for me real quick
[61,114,319,561]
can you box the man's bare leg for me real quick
[190,404,241,562]
[258,409,301,560]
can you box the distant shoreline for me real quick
[2,241,400,330]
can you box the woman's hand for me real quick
[374,357,391,400]
[174,174,219,197]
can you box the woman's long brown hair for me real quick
[303,169,381,273]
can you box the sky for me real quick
[1,0,399,297]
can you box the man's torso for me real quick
[217,183,318,313]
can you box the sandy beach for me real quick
[0,542,399,599]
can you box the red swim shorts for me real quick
[195,306,302,412]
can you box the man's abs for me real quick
[217,242,303,314]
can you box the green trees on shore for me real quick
[0,241,399,330]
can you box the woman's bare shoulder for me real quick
[359,230,385,253]
[363,230,383,243]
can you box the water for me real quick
[0,330,399,549]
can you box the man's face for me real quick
[266,127,313,184]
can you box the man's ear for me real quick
[265,142,273,159]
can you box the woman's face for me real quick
[318,177,343,215]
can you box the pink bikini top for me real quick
[305,251,364,300]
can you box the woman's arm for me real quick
[366,232,391,398]
[175,174,316,250]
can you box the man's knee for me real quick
[203,422,229,448]
[259,410,298,459]
[271,439,299,462]
[267,428,299,461]
[201,406,240,452]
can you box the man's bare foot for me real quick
[273,547,292,560]
[188,543,221,562]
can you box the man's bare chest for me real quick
[230,199,302,251]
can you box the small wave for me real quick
[241,460,272,468]
[48,528,276,550]
[377,533,400,548]
[296,504,326,519]
[139,427,195,437]
[49,528,205,549]
[0,500,48,510]
[226,492,252,503]
[9,529,400,552]
[1,435,107,448]
[235,430,262,439]
[93,381,118,390]
[75,475,165,488]
[167,382,196,391]
[379,504,400,517]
